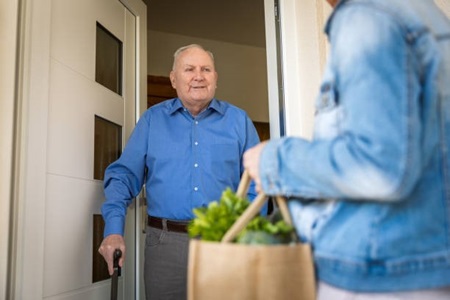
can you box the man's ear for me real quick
[169,71,176,89]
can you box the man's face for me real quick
[170,47,218,105]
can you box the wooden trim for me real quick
[147,75,177,107]
[147,75,177,98]
[253,121,270,141]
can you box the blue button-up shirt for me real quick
[102,98,260,236]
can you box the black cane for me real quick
[111,249,122,300]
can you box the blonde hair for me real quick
[172,44,215,70]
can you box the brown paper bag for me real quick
[187,172,316,300]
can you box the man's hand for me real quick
[243,141,268,193]
[98,234,126,275]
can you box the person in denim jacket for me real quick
[244,0,450,298]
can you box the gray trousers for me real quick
[144,224,190,300]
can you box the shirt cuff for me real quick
[103,216,125,237]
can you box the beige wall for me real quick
[147,30,270,122]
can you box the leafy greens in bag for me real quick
[188,188,295,244]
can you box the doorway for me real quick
[144,0,270,133]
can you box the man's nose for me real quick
[193,69,204,80]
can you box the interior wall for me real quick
[147,30,269,122]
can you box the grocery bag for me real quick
[187,171,316,300]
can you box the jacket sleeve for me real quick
[259,6,422,202]
[243,113,269,214]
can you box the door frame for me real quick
[0,0,20,298]
[8,0,146,298]
[264,0,330,139]
[8,0,53,298]
[118,1,147,297]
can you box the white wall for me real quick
[147,30,270,122]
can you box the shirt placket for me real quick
[192,118,201,205]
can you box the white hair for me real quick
[172,44,215,70]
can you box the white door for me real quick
[10,0,146,299]
[45,0,136,299]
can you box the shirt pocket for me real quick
[314,81,343,139]
[209,143,240,180]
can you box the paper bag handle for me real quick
[221,171,293,243]
[236,169,251,198]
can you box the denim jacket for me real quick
[260,0,450,292]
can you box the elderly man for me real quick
[99,44,260,299]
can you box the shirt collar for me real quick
[208,99,225,115]
[168,98,225,116]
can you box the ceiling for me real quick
[144,0,267,48]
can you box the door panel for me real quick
[43,0,135,299]
[47,61,124,178]
[44,175,104,296]
[51,0,124,81]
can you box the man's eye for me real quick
[202,68,211,72]
[185,68,193,72]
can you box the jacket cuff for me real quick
[260,138,283,194]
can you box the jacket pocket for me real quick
[314,81,343,139]
[316,82,338,113]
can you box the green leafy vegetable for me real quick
[188,188,296,244]
[237,216,295,245]
[188,188,249,241]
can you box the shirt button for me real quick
[194,187,199,191]
[194,163,198,168]
[194,141,198,146]
[195,121,199,125]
